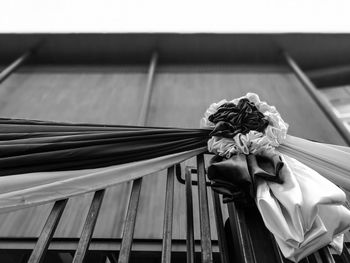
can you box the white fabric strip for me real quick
[0,147,206,214]
[256,153,350,262]
[280,135,350,191]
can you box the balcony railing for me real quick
[0,38,350,263]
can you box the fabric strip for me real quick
[0,147,206,214]
[0,118,210,175]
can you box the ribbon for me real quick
[208,150,284,205]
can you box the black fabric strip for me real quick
[0,118,210,176]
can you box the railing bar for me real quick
[117,178,142,263]
[185,166,195,263]
[341,243,350,263]
[269,233,285,263]
[196,154,213,263]
[72,189,105,263]
[283,51,350,146]
[313,251,324,263]
[27,199,68,263]
[211,191,230,263]
[161,166,175,263]
[320,247,336,263]
[227,203,256,263]
[107,253,118,263]
[0,49,34,85]
[117,51,158,263]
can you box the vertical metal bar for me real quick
[185,166,195,263]
[269,233,285,263]
[196,154,213,263]
[312,247,336,263]
[107,253,118,263]
[161,166,175,263]
[211,191,230,263]
[319,247,336,263]
[118,52,158,263]
[72,190,105,263]
[283,51,350,145]
[138,52,158,125]
[117,178,142,263]
[28,199,68,263]
[0,48,36,84]
[312,251,324,263]
[227,203,256,263]
[341,244,350,262]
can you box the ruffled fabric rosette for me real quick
[201,93,350,262]
[201,92,288,156]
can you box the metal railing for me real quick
[0,44,349,263]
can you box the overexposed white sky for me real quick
[1,0,350,33]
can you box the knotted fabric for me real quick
[208,151,284,204]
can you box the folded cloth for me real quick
[208,150,350,262]
[256,153,350,262]
[208,151,284,204]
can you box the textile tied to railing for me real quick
[202,93,350,262]
[1,93,350,261]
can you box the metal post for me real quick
[197,154,213,263]
[0,47,38,84]
[283,51,350,146]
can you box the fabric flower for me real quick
[202,93,289,156]
[208,99,269,138]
